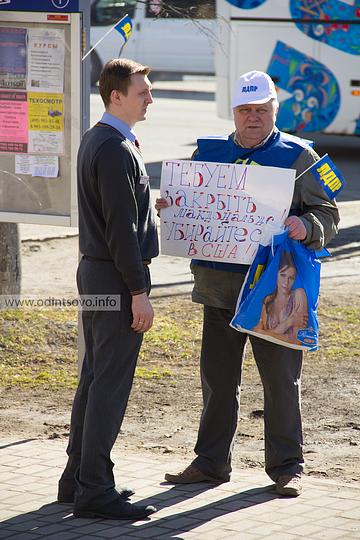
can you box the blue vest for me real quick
[192,129,313,273]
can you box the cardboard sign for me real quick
[160,160,296,265]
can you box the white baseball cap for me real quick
[231,70,277,108]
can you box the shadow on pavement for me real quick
[326,224,360,260]
[0,484,278,538]
[0,439,37,450]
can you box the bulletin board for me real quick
[0,10,82,226]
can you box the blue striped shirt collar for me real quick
[100,112,137,144]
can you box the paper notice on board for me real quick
[15,154,59,177]
[28,92,63,131]
[15,154,31,174]
[27,28,65,93]
[0,90,28,153]
[28,131,63,154]
[0,27,27,90]
[28,92,64,154]
[31,155,59,177]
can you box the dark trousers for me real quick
[192,305,304,482]
[59,258,147,505]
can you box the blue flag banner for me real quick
[114,15,133,43]
[309,154,345,200]
[82,14,133,61]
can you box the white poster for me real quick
[27,28,65,93]
[15,154,59,177]
[28,131,63,154]
[160,160,296,265]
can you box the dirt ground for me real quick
[0,235,359,487]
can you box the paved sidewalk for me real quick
[0,440,359,539]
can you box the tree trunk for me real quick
[0,223,21,295]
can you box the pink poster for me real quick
[0,90,28,153]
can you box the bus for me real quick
[216,0,360,135]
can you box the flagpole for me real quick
[82,14,128,62]
[295,153,328,181]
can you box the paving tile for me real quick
[328,497,360,510]
[316,516,359,529]
[158,516,201,531]
[0,511,20,520]
[46,533,83,540]
[311,529,353,539]
[259,534,297,540]
[258,512,307,526]
[190,507,230,521]
[248,522,285,536]
[200,518,257,533]
[4,493,43,505]
[4,534,40,540]
[214,499,258,512]
[287,523,325,536]
[29,523,73,536]
[341,508,360,519]
[126,525,175,538]
[2,477,36,487]
[332,521,360,533]
[156,533,198,540]
[2,520,46,533]
[219,532,260,540]
[188,529,245,540]
[0,530,18,539]
[55,517,103,528]
[70,522,114,535]
[303,507,342,520]
[91,526,139,538]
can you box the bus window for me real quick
[145,0,215,19]
[91,0,137,26]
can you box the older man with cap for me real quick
[158,70,339,496]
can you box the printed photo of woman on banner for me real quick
[252,251,308,346]
[231,231,321,351]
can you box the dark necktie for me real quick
[135,139,140,149]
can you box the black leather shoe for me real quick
[73,498,157,520]
[57,485,135,504]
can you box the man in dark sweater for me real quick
[58,59,159,520]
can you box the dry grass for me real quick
[0,295,358,391]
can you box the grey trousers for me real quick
[192,305,304,482]
[59,258,147,505]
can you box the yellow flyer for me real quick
[28,92,63,153]
[28,92,63,132]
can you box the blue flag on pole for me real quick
[114,15,133,43]
[309,154,345,200]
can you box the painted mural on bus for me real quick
[218,0,360,135]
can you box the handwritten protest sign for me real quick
[160,160,296,265]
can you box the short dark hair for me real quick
[99,58,150,107]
